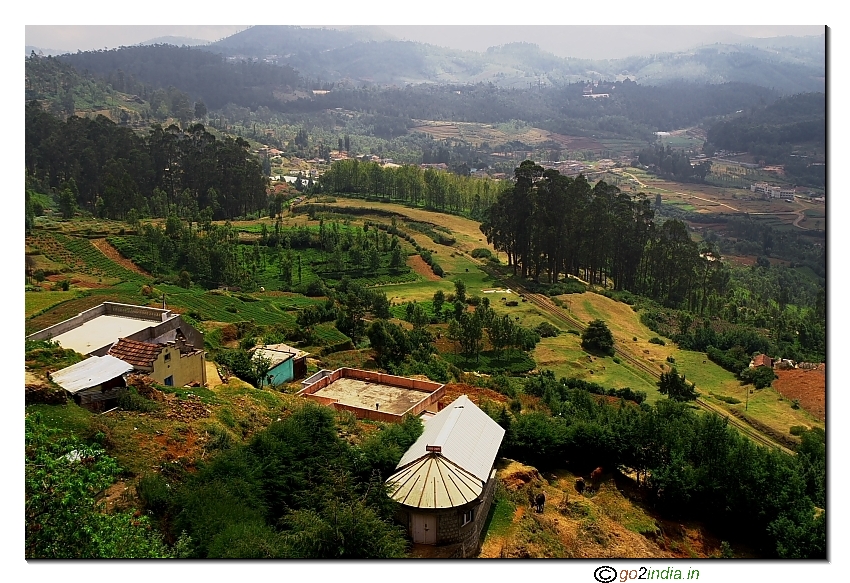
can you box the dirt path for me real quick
[620,171,647,188]
[91,238,151,277]
[206,361,223,388]
[676,192,740,212]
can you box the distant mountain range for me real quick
[26,45,68,57]
[202,26,825,94]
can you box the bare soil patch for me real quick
[439,383,509,407]
[407,254,441,281]
[773,365,825,421]
[91,238,151,277]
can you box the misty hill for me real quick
[26,45,69,57]
[206,26,824,94]
[58,44,301,110]
[139,36,210,47]
[705,92,825,187]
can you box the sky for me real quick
[25,24,824,60]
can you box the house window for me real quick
[164,352,171,361]
[164,375,174,386]
[462,508,475,526]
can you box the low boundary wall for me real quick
[297,367,445,422]
[27,302,172,343]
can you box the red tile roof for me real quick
[753,354,773,368]
[108,338,164,368]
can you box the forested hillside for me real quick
[59,45,302,110]
[25,101,268,220]
[704,92,825,187]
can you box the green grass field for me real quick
[25,291,78,318]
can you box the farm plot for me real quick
[28,232,145,283]
[163,291,297,327]
[25,291,77,318]
[772,365,825,422]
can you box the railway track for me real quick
[477,263,794,455]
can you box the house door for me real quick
[412,513,436,544]
[164,375,173,386]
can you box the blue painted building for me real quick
[252,343,309,387]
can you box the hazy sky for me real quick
[25,24,824,60]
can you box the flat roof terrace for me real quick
[52,315,156,355]
[298,368,445,423]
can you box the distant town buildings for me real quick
[751,182,796,200]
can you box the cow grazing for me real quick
[535,491,546,513]
[575,477,585,494]
[590,467,604,481]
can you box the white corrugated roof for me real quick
[386,453,483,509]
[252,343,308,368]
[396,395,505,483]
[49,355,133,394]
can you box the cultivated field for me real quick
[408,120,604,152]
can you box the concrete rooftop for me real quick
[52,315,154,355]
[313,378,431,415]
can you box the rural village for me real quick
[24,24,826,561]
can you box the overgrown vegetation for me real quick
[25,413,190,558]
[144,404,421,558]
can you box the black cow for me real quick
[575,477,586,494]
[535,491,546,513]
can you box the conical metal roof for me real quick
[386,453,483,509]
[386,395,505,509]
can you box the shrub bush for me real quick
[118,388,161,413]
[470,248,493,259]
[581,320,615,356]
[534,321,560,338]
[649,337,666,346]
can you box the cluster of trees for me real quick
[642,268,825,365]
[26,102,268,221]
[115,215,421,292]
[138,403,423,558]
[637,145,712,182]
[580,320,615,356]
[494,373,825,558]
[116,220,255,289]
[367,318,448,382]
[715,216,825,278]
[481,161,730,310]
[432,281,540,359]
[318,159,509,219]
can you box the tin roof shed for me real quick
[252,343,309,368]
[49,355,133,394]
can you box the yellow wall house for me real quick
[108,333,206,387]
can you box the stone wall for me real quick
[396,469,498,558]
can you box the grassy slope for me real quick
[563,291,823,434]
